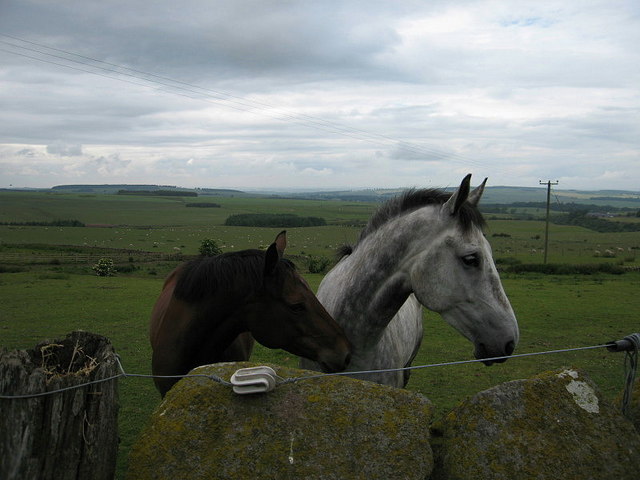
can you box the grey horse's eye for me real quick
[461,253,480,268]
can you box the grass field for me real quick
[1,190,639,478]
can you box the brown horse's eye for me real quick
[289,303,306,313]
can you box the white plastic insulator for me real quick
[230,366,277,395]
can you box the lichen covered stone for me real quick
[127,362,434,480]
[430,368,640,480]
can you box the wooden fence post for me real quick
[0,331,119,480]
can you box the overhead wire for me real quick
[0,34,491,169]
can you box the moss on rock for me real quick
[430,368,640,480]
[127,362,434,480]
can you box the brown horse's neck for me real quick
[191,308,252,366]
[150,251,279,397]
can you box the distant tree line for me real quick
[504,262,626,275]
[591,196,640,203]
[552,210,640,233]
[481,202,637,215]
[0,219,85,227]
[185,203,221,208]
[225,214,327,228]
[117,190,198,197]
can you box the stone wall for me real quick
[431,368,640,479]
[128,362,434,480]
[128,364,640,480]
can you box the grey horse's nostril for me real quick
[505,340,515,356]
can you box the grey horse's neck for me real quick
[318,208,436,349]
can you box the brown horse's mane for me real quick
[338,188,486,258]
[173,249,295,303]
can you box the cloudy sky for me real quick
[1,1,639,191]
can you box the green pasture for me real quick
[1,190,639,265]
[0,191,374,228]
[1,271,639,478]
[1,190,640,478]
[0,224,362,259]
[488,219,639,264]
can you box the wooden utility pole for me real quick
[539,180,559,264]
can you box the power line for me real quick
[0,34,491,169]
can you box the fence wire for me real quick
[2,338,637,418]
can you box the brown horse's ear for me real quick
[274,230,287,257]
[443,173,472,215]
[264,230,287,277]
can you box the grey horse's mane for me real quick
[338,188,486,258]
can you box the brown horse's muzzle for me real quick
[319,345,352,373]
[313,335,353,373]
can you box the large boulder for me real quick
[128,362,434,480]
[431,368,640,480]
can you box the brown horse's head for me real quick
[245,231,352,372]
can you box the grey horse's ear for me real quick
[444,174,472,215]
[468,177,487,207]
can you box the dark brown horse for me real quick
[150,231,352,396]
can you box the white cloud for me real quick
[46,142,83,157]
[300,167,333,177]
